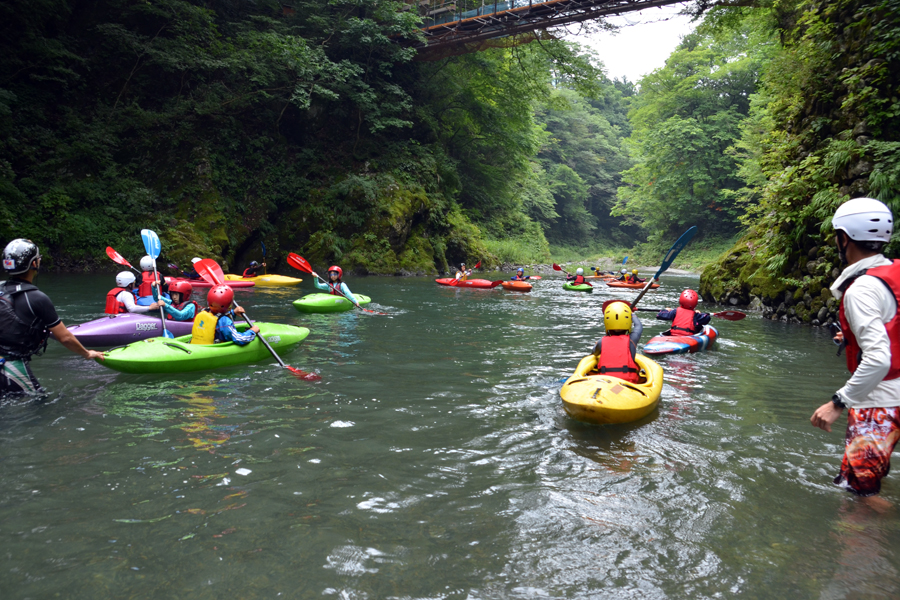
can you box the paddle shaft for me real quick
[150,263,171,338]
[630,226,698,310]
[231,298,286,368]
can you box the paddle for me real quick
[286,253,388,316]
[139,230,174,339]
[634,308,747,321]
[449,260,481,285]
[261,241,267,275]
[552,263,592,287]
[630,226,698,310]
[194,258,320,380]
[106,246,140,274]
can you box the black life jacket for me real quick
[0,281,51,360]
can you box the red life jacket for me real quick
[166,300,201,320]
[670,307,698,336]
[138,271,156,297]
[242,267,256,278]
[328,282,342,296]
[105,287,130,314]
[597,334,640,383]
[570,275,586,285]
[839,259,900,379]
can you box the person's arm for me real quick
[339,283,358,305]
[695,312,712,327]
[119,291,157,314]
[835,281,894,406]
[151,284,172,306]
[48,323,105,360]
[656,309,676,321]
[312,278,330,292]
[217,314,258,346]
[163,302,193,321]
[630,316,643,348]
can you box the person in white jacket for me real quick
[811,197,900,496]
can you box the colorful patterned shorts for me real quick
[0,358,41,396]
[835,406,900,496]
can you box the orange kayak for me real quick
[502,281,532,292]
[606,281,660,289]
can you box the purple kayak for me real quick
[64,314,195,347]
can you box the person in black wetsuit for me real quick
[1,239,104,396]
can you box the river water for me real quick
[2,272,899,599]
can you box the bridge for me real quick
[406,0,701,60]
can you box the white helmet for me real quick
[833,197,893,242]
[116,271,136,287]
[191,257,202,264]
[140,255,155,271]
[575,267,584,276]
[621,269,627,274]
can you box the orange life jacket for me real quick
[105,287,130,314]
[138,271,156,297]
[839,259,900,379]
[597,334,640,383]
[670,307,698,336]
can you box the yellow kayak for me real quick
[224,273,303,287]
[560,353,663,425]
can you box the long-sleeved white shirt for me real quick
[116,290,154,314]
[830,254,900,408]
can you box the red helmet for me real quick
[679,289,699,309]
[169,280,193,300]
[327,265,343,278]
[207,285,234,314]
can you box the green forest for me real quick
[1,0,898,322]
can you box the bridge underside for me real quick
[409,0,695,60]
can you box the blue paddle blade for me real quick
[260,240,266,257]
[623,256,628,265]
[653,226,697,280]
[163,328,175,339]
[141,229,162,259]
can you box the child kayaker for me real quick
[311,265,360,307]
[191,285,259,345]
[105,272,160,315]
[242,261,266,278]
[152,280,200,322]
[566,268,587,285]
[614,269,628,281]
[455,262,471,282]
[511,267,531,281]
[626,269,645,284]
[655,289,711,335]
[593,300,644,383]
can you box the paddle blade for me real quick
[653,226,697,280]
[261,241,266,257]
[163,328,175,339]
[140,229,162,259]
[106,246,133,268]
[489,280,504,288]
[194,259,225,286]
[473,261,481,270]
[552,263,563,271]
[287,253,314,274]
[714,310,747,321]
[287,365,321,381]
[623,256,628,265]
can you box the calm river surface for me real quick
[2,272,899,599]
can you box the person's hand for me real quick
[811,400,844,432]
[148,302,160,310]
[250,325,260,333]
[87,350,105,361]
[833,330,844,344]
[234,306,246,315]
[311,272,319,279]
[261,262,266,267]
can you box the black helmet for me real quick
[3,238,41,274]
[250,261,259,268]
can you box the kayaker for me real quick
[455,262,471,282]
[615,269,628,281]
[592,300,643,383]
[655,290,711,335]
[311,266,360,306]
[137,255,163,297]
[566,267,587,285]
[191,285,259,345]
[106,272,161,315]
[511,267,531,281]
[242,260,266,278]
[152,280,199,322]
[1,239,105,395]
[626,269,645,284]
[810,197,900,497]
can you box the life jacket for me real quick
[839,259,900,379]
[242,267,256,278]
[191,308,218,345]
[597,334,640,383]
[166,300,201,321]
[105,287,131,314]
[138,271,156,297]
[570,275,586,285]
[670,307,698,336]
[0,281,51,360]
[327,282,343,296]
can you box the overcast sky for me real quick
[562,5,697,83]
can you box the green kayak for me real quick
[563,283,593,292]
[97,322,310,374]
[292,293,371,314]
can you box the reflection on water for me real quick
[1,273,899,599]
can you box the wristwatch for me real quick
[832,393,847,409]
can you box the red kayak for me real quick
[168,277,255,289]
[502,281,532,292]
[606,281,660,289]
[435,278,496,289]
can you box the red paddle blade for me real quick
[287,253,313,274]
[194,259,225,286]
[552,263,563,271]
[287,366,321,381]
[106,246,133,268]
[473,261,481,270]
[489,280,504,288]
[714,310,747,321]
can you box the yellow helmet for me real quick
[632,269,638,275]
[603,301,633,332]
